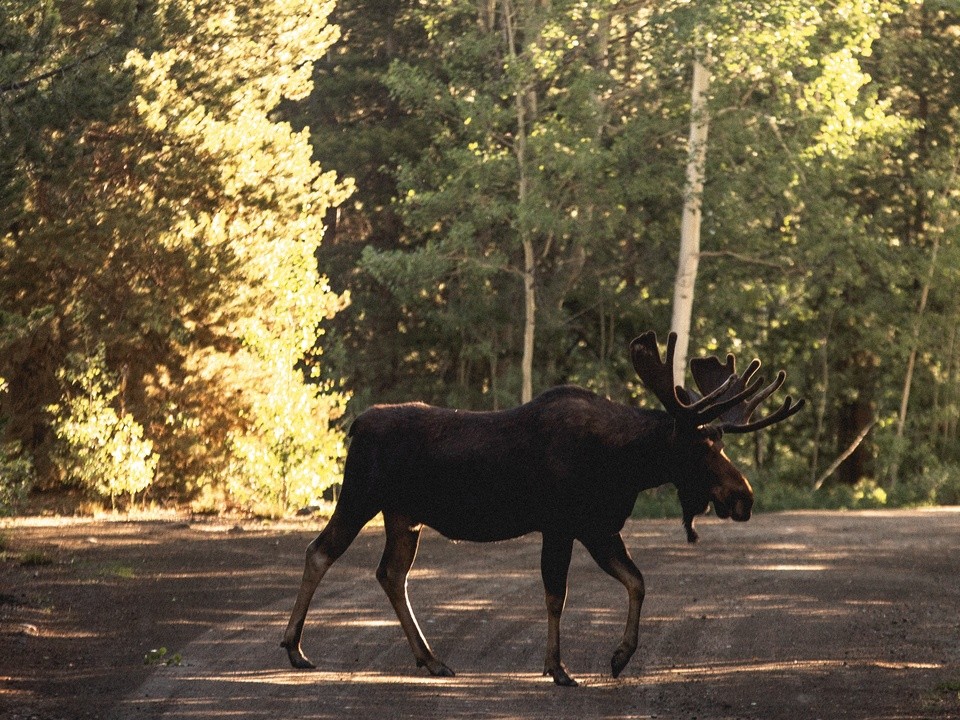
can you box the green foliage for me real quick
[20,550,55,567]
[632,475,900,519]
[222,368,348,517]
[0,430,32,517]
[48,345,157,508]
[364,0,676,406]
[292,0,960,511]
[887,462,960,506]
[5,0,960,514]
[0,438,34,514]
[1,0,352,513]
[0,309,51,511]
[631,486,692,520]
[144,647,182,666]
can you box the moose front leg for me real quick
[282,509,370,669]
[377,511,454,677]
[581,532,645,678]
[540,532,577,686]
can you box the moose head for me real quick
[630,331,804,539]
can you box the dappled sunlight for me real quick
[116,646,952,720]
[146,569,287,581]
[751,542,810,551]
[324,618,397,629]
[750,544,849,561]
[176,667,561,688]
[10,627,100,639]
[642,658,943,681]
[7,513,955,720]
[408,567,533,581]
[842,599,895,607]
[117,667,659,720]
[746,563,831,572]
[435,598,496,611]
[18,511,943,720]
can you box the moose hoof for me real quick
[544,663,579,687]
[282,642,317,670]
[610,644,636,678]
[417,658,455,677]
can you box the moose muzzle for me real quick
[710,481,753,522]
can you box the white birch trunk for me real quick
[671,57,710,385]
[504,0,536,404]
[521,236,535,403]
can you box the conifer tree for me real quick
[1,0,351,512]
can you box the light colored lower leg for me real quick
[380,575,450,674]
[282,549,331,666]
[377,514,453,676]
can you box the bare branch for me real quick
[698,250,797,272]
[813,419,877,491]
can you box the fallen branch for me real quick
[813,419,877,491]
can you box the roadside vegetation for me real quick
[3,1,960,518]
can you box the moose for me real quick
[282,331,803,686]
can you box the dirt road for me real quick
[2,510,959,719]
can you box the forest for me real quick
[2,0,960,516]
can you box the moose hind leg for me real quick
[377,511,454,677]
[282,508,371,669]
[581,532,645,678]
[540,533,577,686]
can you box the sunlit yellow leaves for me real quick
[797,48,915,160]
[87,0,352,509]
[48,345,158,505]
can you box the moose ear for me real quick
[690,353,763,426]
[690,354,737,398]
[631,331,754,426]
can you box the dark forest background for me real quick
[3,0,960,515]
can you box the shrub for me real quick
[48,346,157,509]
[0,441,32,514]
[0,376,33,515]
[890,462,960,507]
[221,359,347,516]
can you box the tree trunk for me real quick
[809,315,833,487]
[837,398,875,484]
[814,418,877,491]
[890,231,940,486]
[503,0,538,404]
[521,236,535,403]
[670,56,710,384]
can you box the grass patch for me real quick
[98,562,136,579]
[936,679,960,695]
[20,550,55,567]
[144,647,183,666]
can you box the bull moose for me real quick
[282,331,803,686]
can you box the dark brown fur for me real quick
[282,331,801,686]
[281,386,752,686]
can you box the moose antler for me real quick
[689,348,805,433]
[630,331,766,429]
